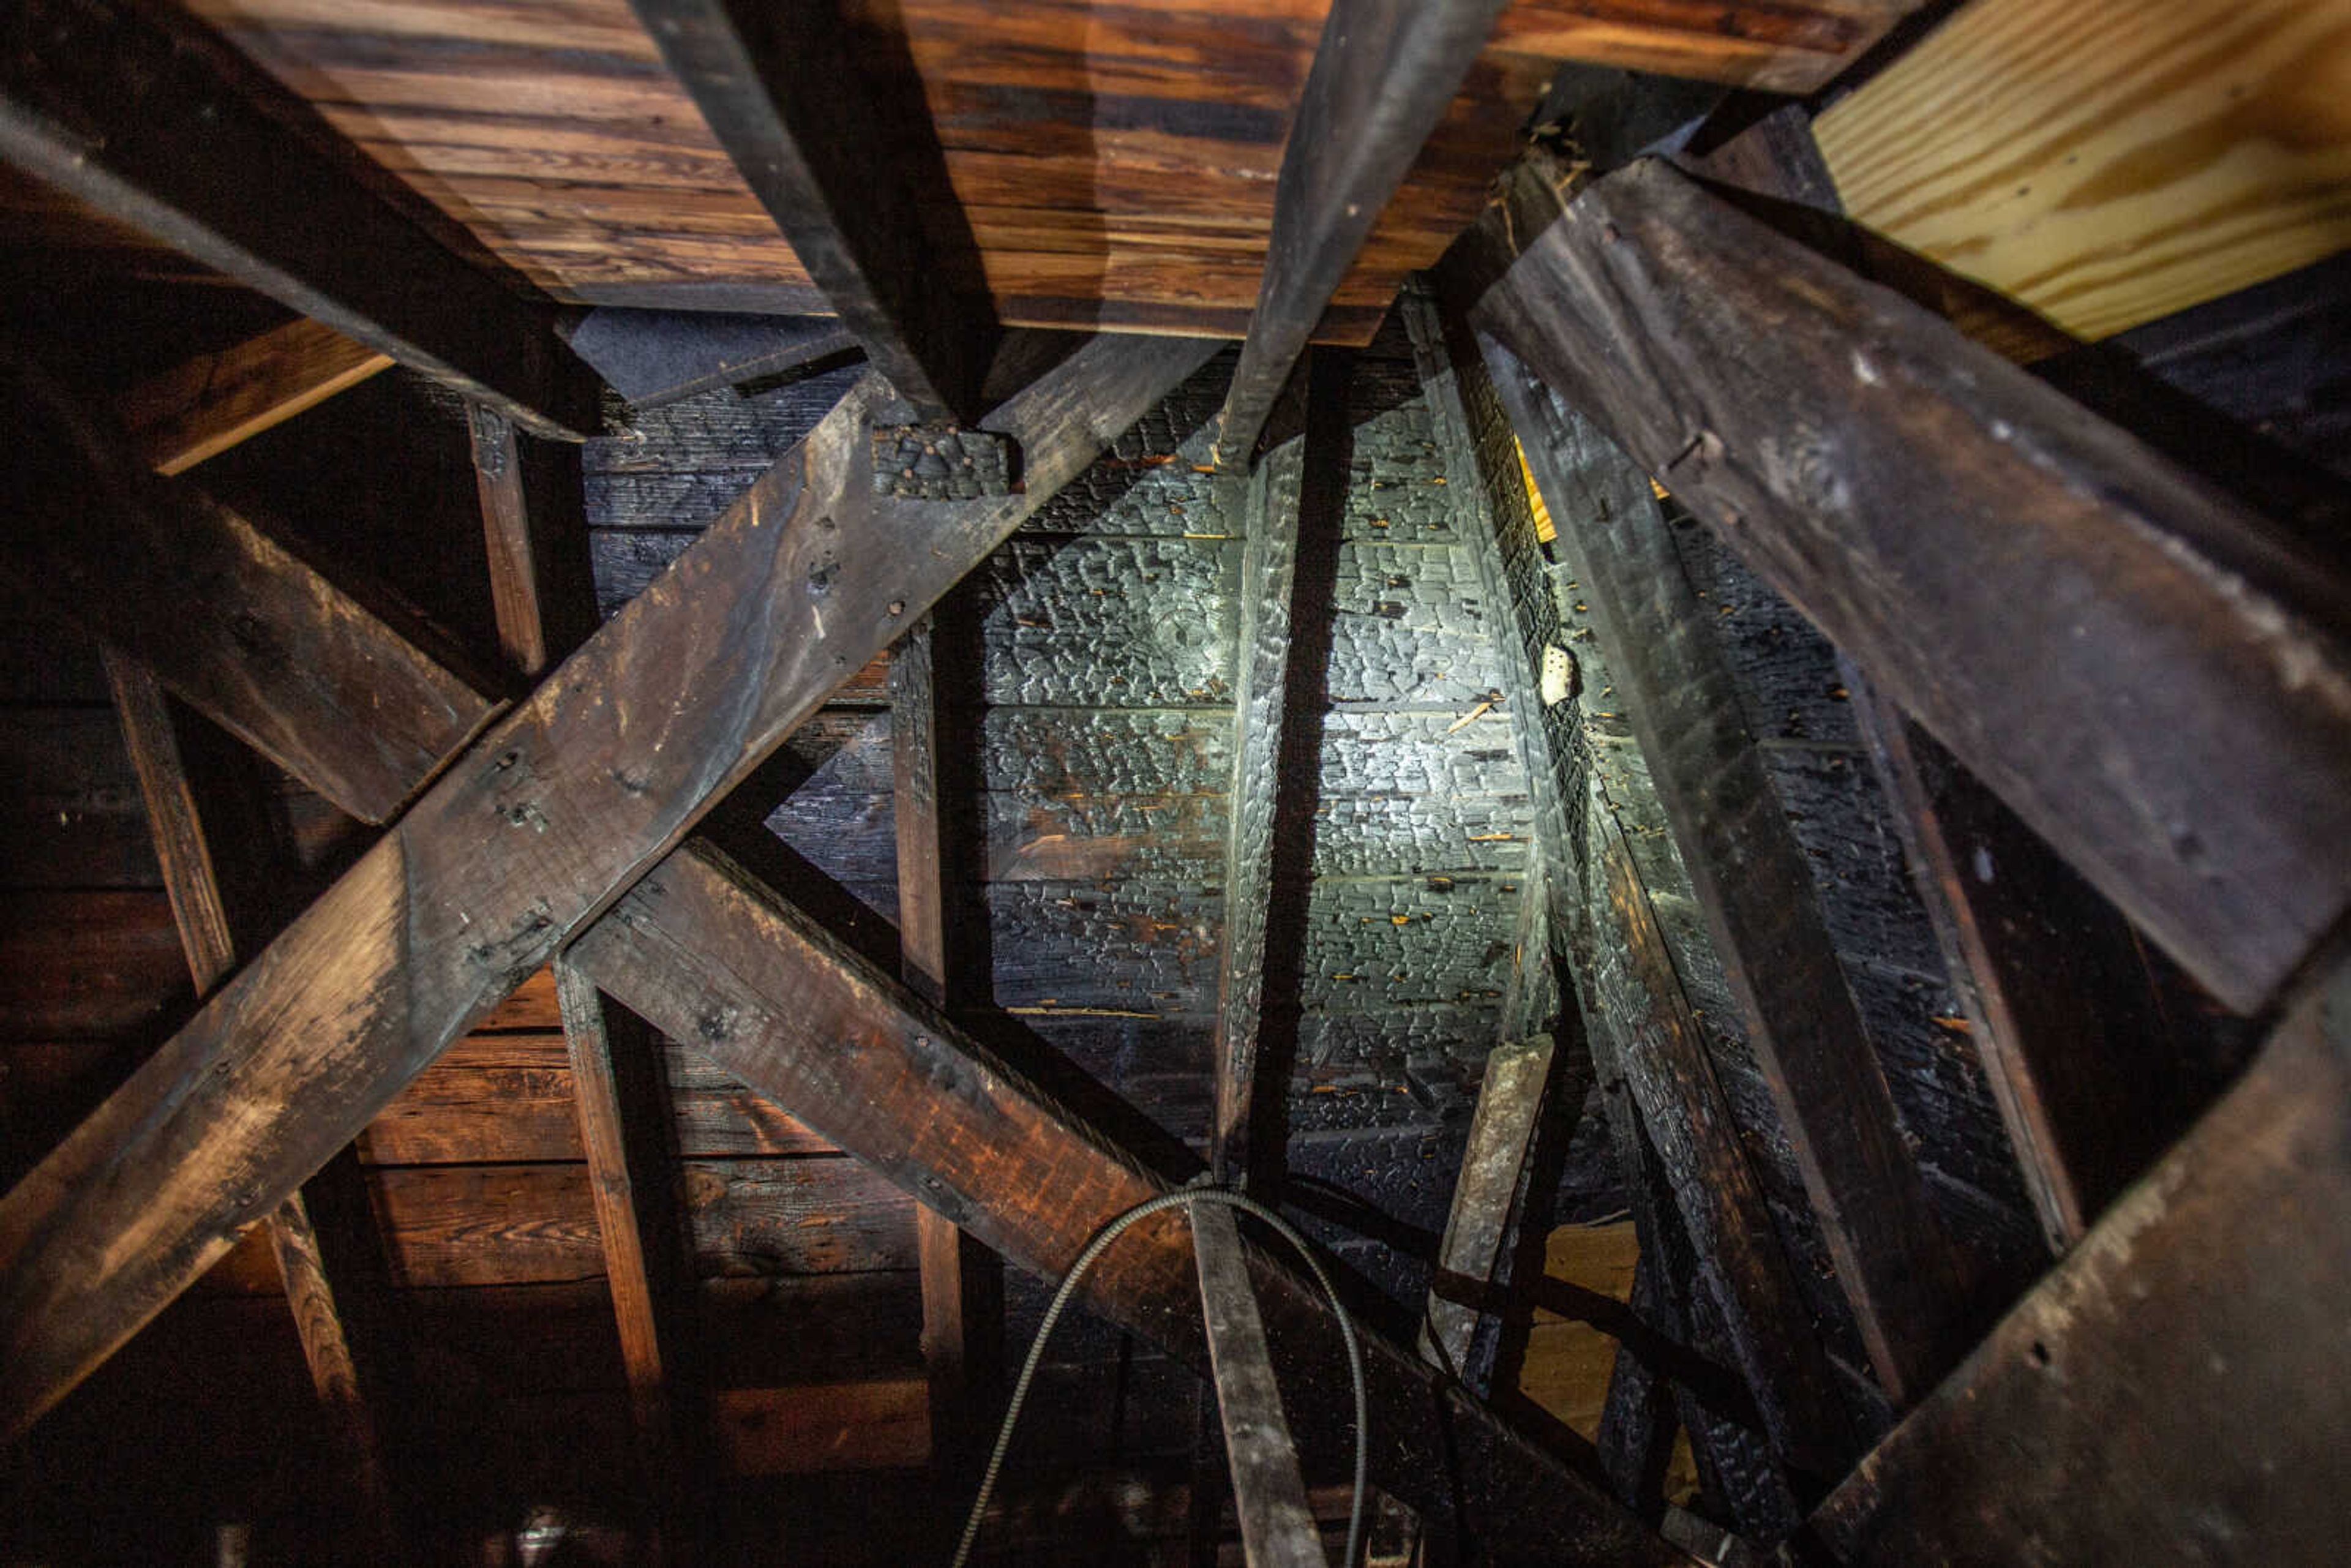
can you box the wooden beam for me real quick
[1192,1202,1327,1568]
[1810,959,2351,1562]
[632,0,996,422]
[1402,285,1859,1476]
[0,333,1218,1440]
[1812,0,2351,345]
[1484,352,1973,1408]
[889,618,999,1449]
[1419,1033,1550,1382]
[102,651,399,1551]
[569,839,1697,1564]
[4,351,500,824]
[1212,0,1509,467]
[116,318,393,476]
[0,0,597,440]
[1211,359,1319,1185]
[568,309,859,412]
[1471,155,2351,1018]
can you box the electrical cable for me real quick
[947,1186,1369,1568]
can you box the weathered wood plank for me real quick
[1812,961,2351,1563]
[1419,1034,1549,1380]
[570,839,1695,1564]
[0,0,598,438]
[5,354,500,825]
[470,406,555,680]
[116,317,394,476]
[1812,0,2351,344]
[1192,1201,1327,1568]
[0,333,1216,1439]
[568,308,858,411]
[631,0,996,421]
[1472,155,2351,1017]
[1484,352,1972,1407]
[1214,0,1509,466]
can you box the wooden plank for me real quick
[470,406,553,680]
[102,651,399,1551]
[4,353,501,825]
[553,961,676,1502]
[1213,0,1509,466]
[710,1378,930,1475]
[1212,362,1314,1182]
[1487,0,1915,94]
[115,317,394,476]
[0,0,598,439]
[1405,283,1858,1479]
[1811,961,2351,1563]
[0,332,1217,1440]
[1472,155,2351,1017]
[631,0,996,421]
[1192,1202,1327,1568]
[1419,1034,1550,1381]
[571,840,1695,1563]
[1813,0,2351,344]
[1483,351,1972,1408]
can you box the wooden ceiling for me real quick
[179,0,1911,343]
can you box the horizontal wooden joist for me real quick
[569,839,1695,1566]
[114,318,394,476]
[0,331,1217,1441]
[1472,156,2351,1015]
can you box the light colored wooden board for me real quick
[1815,0,2351,342]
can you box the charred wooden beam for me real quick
[1193,1202,1325,1568]
[1470,156,2351,1016]
[1810,960,2351,1562]
[0,0,596,439]
[1212,0,1509,467]
[0,334,1217,1439]
[1483,352,1973,1408]
[103,652,399,1553]
[2,351,500,825]
[632,0,996,422]
[569,839,1696,1565]
[116,318,392,476]
[1403,286,1859,1476]
[1211,361,1318,1185]
[1419,1033,1550,1383]
[567,309,860,412]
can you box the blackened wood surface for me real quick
[1812,963,2351,1565]
[1410,288,1861,1475]
[0,334,1214,1439]
[1191,1202,1327,1568]
[0,0,596,439]
[1213,375,1312,1181]
[4,356,499,825]
[1487,355,1970,1408]
[1473,157,2351,1015]
[572,840,1695,1566]
[1212,0,1509,465]
[631,0,996,421]
[569,309,859,411]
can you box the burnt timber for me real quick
[2,2,2349,1564]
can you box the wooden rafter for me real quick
[1213,0,1510,467]
[115,317,392,477]
[567,839,1697,1564]
[632,0,997,423]
[0,333,1217,1440]
[0,0,598,440]
[1471,156,2351,1018]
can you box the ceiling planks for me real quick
[180,0,1922,343]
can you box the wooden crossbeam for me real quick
[0,0,597,440]
[116,318,393,476]
[1191,1202,1327,1568]
[1418,1033,1550,1382]
[568,839,1697,1565]
[1212,0,1509,467]
[1810,960,2351,1561]
[3,351,500,825]
[1471,156,2351,1018]
[102,653,400,1552]
[632,0,996,423]
[1403,286,1858,1477]
[1487,359,1974,1408]
[0,333,1217,1441]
